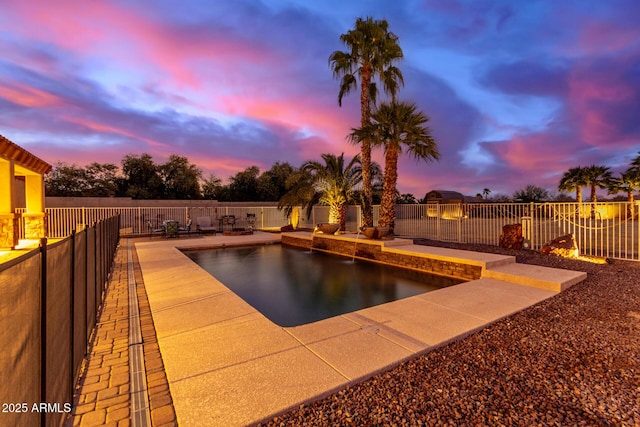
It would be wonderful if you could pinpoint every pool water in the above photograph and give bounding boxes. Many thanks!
[184,244,464,327]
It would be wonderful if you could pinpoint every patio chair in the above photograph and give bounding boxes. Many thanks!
[196,216,217,235]
[165,220,179,238]
[179,218,193,237]
[147,220,164,239]
[222,215,235,231]
[246,213,256,231]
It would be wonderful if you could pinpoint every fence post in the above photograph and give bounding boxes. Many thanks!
[93,222,99,316]
[69,230,76,400]
[39,237,47,427]
[637,202,640,261]
[85,227,91,340]
[530,202,535,248]
[436,205,441,240]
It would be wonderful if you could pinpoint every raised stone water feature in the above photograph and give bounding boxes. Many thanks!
[283,231,484,281]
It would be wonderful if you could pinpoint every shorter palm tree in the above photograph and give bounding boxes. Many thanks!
[582,164,613,204]
[482,188,491,199]
[278,153,379,231]
[581,164,613,220]
[558,166,586,203]
[350,101,439,232]
[608,168,640,216]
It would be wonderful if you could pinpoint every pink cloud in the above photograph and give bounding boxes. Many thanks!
[218,94,358,151]
[2,2,276,91]
[566,56,640,148]
[60,116,169,150]
[574,16,640,56]
[474,133,586,193]
[0,82,62,107]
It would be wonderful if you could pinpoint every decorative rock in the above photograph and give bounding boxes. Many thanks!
[499,223,523,249]
[280,224,294,232]
[540,233,579,258]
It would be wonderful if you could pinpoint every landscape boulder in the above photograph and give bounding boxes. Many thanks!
[499,223,524,249]
[280,224,294,232]
[540,233,579,258]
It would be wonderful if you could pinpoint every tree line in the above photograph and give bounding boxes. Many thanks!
[45,153,296,202]
[487,156,640,204]
[45,150,427,205]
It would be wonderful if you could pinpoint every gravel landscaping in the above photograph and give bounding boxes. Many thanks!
[263,240,640,426]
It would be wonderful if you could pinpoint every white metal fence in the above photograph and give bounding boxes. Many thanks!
[16,206,296,238]
[16,201,640,260]
[390,201,639,260]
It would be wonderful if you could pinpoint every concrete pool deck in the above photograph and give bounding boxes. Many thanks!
[134,232,587,426]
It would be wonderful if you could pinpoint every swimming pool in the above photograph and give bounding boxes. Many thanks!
[183,244,464,327]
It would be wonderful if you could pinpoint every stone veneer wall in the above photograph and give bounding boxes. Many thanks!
[281,234,482,281]
[0,214,18,249]
[23,213,47,239]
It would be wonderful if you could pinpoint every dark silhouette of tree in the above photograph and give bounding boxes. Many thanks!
[201,173,222,200]
[513,185,550,202]
[397,193,418,204]
[257,162,295,201]
[227,166,261,201]
[45,162,90,196]
[45,162,119,197]
[120,153,164,199]
[159,155,202,199]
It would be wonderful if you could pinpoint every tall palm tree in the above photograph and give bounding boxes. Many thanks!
[329,16,404,227]
[350,101,439,232]
[558,166,587,203]
[278,153,379,231]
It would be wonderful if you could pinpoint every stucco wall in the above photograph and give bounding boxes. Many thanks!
[45,197,279,208]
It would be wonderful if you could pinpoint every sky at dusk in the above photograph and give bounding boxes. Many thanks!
[1,0,639,198]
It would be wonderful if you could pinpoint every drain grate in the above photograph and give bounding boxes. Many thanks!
[127,239,152,427]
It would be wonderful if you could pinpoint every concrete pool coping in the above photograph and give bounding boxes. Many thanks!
[134,232,587,426]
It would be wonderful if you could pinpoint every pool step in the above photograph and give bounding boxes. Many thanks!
[483,263,587,292]
[385,244,515,270]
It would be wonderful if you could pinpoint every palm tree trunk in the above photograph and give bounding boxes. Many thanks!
[360,140,373,227]
[360,67,373,227]
[328,203,340,225]
[337,204,347,231]
[590,185,597,220]
[576,187,583,204]
[379,145,399,232]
